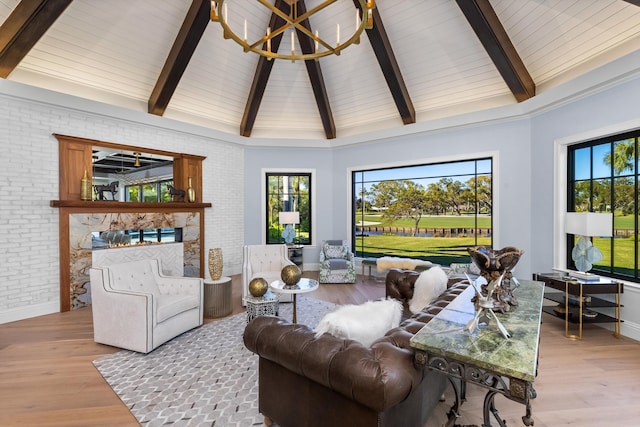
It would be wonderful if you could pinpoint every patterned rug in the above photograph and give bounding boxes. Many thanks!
[93,296,335,427]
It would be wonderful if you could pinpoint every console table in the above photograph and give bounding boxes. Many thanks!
[533,272,623,340]
[410,280,544,427]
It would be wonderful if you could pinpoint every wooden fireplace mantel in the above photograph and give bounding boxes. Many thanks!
[51,200,212,209]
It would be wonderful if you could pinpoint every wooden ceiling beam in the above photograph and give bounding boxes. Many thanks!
[240,0,288,138]
[0,0,73,78]
[295,0,336,139]
[355,1,415,125]
[623,0,640,6]
[148,0,210,116]
[456,0,535,102]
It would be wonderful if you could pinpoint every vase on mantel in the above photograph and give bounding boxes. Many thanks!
[208,248,223,281]
[187,176,196,203]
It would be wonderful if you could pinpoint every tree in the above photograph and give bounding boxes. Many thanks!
[604,139,634,175]
[427,178,466,215]
[385,181,430,236]
[369,180,430,236]
[369,180,405,210]
[467,175,492,214]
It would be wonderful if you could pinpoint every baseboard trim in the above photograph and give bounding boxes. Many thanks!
[0,301,59,325]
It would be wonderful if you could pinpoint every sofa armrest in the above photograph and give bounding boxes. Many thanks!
[90,268,155,352]
[243,316,423,413]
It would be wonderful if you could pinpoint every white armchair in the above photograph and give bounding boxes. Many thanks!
[90,258,203,353]
[242,244,295,304]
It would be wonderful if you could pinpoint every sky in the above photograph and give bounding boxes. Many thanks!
[353,158,492,194]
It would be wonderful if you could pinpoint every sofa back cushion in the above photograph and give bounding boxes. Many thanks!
[108,259,161,296]
[323,240,348,259]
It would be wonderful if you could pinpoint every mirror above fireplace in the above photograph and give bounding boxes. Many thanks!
[54,133,205,203]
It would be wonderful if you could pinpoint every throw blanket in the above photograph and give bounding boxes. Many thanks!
[376,256,433,272]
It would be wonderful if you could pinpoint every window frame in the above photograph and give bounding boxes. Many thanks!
[553,118,640,283]
[349,154,495,264]
[566,130,640,282]
[261,168,316,246]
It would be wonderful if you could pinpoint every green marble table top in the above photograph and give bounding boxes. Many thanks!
[410,280,545,382]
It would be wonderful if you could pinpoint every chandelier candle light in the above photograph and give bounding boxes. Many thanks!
[565,212,613,281]
[210,0,375,62]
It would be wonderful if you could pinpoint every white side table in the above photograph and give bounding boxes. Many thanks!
[270,278,319,324]
[203,276,232,318]
[244,290,280,323]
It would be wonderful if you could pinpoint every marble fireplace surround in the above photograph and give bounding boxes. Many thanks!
[51,201,210,311]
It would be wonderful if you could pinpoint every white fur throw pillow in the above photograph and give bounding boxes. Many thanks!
[314,298,402,347]
[409,266,448,314]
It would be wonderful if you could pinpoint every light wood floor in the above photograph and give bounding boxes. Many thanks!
[1,272,639,427]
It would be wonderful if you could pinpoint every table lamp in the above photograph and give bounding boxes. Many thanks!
[565,212,612,280]
[279,211,300,244]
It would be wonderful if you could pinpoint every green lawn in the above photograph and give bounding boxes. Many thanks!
[353,213,636,274]
[353,234,492,265]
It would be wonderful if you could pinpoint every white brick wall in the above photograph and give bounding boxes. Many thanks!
[0,90,244,323]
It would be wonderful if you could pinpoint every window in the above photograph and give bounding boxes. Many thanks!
[266,173,311,245]
[352,158,492,265]
[567,130,640,281]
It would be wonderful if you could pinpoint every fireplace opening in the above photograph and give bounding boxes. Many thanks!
[92,227,183,250]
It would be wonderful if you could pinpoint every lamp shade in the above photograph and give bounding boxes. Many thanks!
[565,212,613,237]
[278,211,300,225]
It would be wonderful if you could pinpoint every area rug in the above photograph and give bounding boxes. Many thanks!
[93,296,335,427]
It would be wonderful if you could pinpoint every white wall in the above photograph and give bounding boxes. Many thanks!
[0,80,244,324]
[529,76,640,341]
[243,147,333,266]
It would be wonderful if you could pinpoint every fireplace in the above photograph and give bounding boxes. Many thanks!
[52,200,210,311]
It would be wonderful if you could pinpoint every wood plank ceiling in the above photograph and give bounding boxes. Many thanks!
[1,0,639,142]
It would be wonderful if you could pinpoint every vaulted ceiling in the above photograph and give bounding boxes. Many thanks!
[1,0,640,144]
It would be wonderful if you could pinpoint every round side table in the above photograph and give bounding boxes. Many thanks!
[270,278,319,324]
[203,276,232,318]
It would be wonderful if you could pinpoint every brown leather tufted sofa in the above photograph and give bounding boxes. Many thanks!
[243,268,470,427]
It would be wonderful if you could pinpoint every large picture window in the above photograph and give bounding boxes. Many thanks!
[352,158,492,265]
[266,173,311,245]
[567,130,640,281]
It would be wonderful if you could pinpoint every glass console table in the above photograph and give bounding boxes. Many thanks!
[410,280,544,427]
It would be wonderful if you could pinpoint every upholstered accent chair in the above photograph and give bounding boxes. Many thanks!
[318,239,356,283]
[242,244,295,304]
[89,258,203,353]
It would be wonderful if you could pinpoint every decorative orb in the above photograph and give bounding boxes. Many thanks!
[281,265,302,286]
[249,277,269,297]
